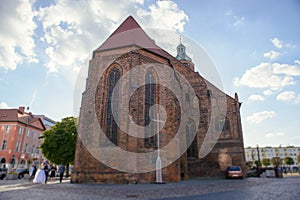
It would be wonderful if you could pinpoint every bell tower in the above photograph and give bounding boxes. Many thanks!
[176,37,194,71]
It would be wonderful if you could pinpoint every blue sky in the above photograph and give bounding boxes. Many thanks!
[0,0,299,147]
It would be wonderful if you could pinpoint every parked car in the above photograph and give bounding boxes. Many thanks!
[292,166,299,173]
[226,166,243,179]
[246,167,265,177]
[0,168,7,179]
[15,168,29,179]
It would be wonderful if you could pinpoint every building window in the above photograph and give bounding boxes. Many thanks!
[144,70,157,147]
[36,141,40,154]
[1,140,7,150]
[215,115,231,139]
[5,125,10,133]
[27,130,30,137]
[15,141,21,152]
[25,143,28,153]
[19,127,23,135]
[186,119,197,159]
[105,67,120,145]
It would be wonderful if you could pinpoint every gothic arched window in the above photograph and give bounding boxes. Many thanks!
[144,70,156,147]
[106,67,120,145]
[215,115,231,139]
[186,119,197,159]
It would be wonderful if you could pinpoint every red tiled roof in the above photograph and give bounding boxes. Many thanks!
[95,16,172,59]
[0,108,46,131]
[0,109,18,121]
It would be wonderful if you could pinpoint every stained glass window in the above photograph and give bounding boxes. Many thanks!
[144,71,156,147]
[106,67,120,145]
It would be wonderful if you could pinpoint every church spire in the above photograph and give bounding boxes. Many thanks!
[176,37,194,70]
[176,38,192,62]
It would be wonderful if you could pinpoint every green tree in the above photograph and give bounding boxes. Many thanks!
[40,117,77,176]
[284,157,294,165]
[261,158,270,167]
[271,157,281,166]
[297,154,300,164]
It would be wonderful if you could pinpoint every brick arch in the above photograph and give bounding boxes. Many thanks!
[144,69,159,147]
[104,63,123,78]
[215,115,231,139]
[0,157,6,164]
[186,119,198,159]
[103,64,122,146]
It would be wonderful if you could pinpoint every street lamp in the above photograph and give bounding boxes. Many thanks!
[152,113,164,183]
[256,144,261,168]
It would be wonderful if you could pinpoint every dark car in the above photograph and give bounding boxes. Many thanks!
[226,166,243,179]
[0,168,7,179]
[15,168,29,179]
[246,168,265,177]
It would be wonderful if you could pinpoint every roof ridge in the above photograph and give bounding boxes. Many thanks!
[95,16,172,60]
[109,15,141,37]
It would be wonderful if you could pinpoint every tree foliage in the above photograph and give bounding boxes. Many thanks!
[271,157,281,166]
[40,117,77,166]
[284,157,294,165]
[297,154,300,164]
[261,158,270,167]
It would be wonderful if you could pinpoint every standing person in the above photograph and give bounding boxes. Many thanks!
[29,164,34,180]
[43,162,50,184]
[58,164,66,183]
[49,164,57,182]
[33,166,45,184]
[29,164,37,180]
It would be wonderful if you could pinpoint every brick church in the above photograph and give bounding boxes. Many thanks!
[71,16,246,184]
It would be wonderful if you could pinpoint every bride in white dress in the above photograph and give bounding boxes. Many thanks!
[33,169,45,183]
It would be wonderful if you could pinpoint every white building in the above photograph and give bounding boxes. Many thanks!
[245,146,299,166]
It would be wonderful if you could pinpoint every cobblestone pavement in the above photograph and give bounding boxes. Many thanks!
[0,176,299,200]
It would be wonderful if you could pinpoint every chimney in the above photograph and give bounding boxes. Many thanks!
[19,106,25,114]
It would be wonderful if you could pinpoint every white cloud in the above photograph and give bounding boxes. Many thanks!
[271,37,295,49]
[233,16,244,27]
[246,111,276,124]
[248,94,264,101]
[234,62,296,91]
[0,0,38,70]
[263,50,280,60]
[263,90,273,96]
[276,91,295,101]
[225,11,244,27]
[285,43,296,48]
[276,91,300,104]
[271,37,283,48]
[265,132,285,138]
[273,63,300,76]
[295,60,300,65]
[36,0,188,75]
[137,0,188,32]
[0,102,9,108]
